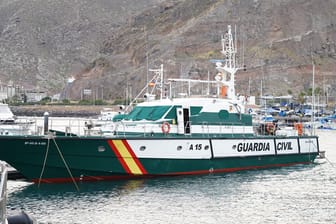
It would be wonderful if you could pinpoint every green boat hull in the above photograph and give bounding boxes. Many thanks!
[0,135,319,183]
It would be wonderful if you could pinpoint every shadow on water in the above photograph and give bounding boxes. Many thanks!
[8,162,320,197]
[8,178,147,200]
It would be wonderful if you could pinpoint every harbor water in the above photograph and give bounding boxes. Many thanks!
[5,130,336,224]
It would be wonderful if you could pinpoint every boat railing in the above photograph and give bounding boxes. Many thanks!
[199,121,251,137]
[21,117,92,136]
[109,121,140,138]
[202,122,209,136]
[0,123,32,136]
[117,122,127,137]
[16,116,254,137]
[0,162,8,224]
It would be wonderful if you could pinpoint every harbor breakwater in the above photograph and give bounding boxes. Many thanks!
[10,105,109,117]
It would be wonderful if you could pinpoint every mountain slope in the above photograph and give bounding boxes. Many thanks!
[1,0,336,100]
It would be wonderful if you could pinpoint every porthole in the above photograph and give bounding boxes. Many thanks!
[98,146,106,152]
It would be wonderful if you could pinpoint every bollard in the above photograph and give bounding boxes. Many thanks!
[43,112,49,135]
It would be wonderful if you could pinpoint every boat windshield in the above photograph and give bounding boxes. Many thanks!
[124,106,171,121]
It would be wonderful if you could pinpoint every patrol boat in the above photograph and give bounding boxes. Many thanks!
[0,25,320,183]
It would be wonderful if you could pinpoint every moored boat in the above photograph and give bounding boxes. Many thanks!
[0,103,34,136]
[0,25,321,184]
[317,114,336,130]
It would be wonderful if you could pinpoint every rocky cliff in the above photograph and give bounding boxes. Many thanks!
[1,0,336,101]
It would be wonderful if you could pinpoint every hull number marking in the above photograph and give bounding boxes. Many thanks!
[24,141,46,146]
[189,144,208,150]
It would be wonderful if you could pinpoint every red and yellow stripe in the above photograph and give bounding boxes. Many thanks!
[108,139,147,175]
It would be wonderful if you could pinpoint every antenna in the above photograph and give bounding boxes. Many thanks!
[215,25,240,100]
[145,27,149,95]
[148,64,164,100]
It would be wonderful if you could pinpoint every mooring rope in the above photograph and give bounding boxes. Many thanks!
[52,137,80,191]
[324,156,335,167]
[39,133,79,191]
[38,134,51,187]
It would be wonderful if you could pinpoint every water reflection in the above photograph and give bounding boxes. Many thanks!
[9,179,147,199]
[6,162,335,224]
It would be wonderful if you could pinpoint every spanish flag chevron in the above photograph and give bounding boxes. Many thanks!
[108,140,147,175]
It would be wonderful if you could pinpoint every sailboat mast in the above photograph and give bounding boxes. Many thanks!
[312,61,315,135]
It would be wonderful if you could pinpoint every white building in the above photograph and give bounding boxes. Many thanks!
[0,81,16,101]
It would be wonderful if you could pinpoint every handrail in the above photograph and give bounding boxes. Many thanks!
[7,116,254,137]
[202,121,209,137]
[112,120,254,137]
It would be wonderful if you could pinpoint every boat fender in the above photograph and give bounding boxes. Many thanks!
[266,123,275,135]
[161,122,170,134]
[294,123,303,136]
[7,211,36,224]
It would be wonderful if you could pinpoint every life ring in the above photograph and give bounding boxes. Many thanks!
[161,122,170,134]
[266,123,275,135]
